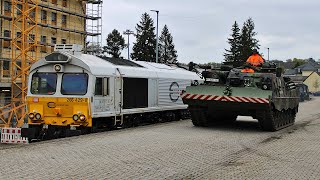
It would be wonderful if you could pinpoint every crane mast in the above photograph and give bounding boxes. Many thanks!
[10,0,39,127]
[0,0,38,128]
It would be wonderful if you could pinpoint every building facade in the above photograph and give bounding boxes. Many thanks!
[284,59,320,93]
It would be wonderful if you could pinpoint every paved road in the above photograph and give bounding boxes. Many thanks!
[0,98,319,179]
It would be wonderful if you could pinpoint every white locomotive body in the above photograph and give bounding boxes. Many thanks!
[25,45,201,138]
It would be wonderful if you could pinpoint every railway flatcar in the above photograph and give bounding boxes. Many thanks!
[23,44,201,139]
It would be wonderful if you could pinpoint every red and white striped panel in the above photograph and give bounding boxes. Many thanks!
[181,93,269,104]
[1,128,29,144]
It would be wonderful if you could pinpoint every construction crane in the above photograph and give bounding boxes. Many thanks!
[0,0,39,128]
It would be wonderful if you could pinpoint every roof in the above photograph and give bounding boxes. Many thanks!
[295,60,320,71]
[72,53,201,81]
[283,62,296,69]
[98,56,144,67]
[284,69,297,75]
[288,76,308,83]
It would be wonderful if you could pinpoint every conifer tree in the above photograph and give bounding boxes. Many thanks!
[103,29,125,58]
[131,13,156,62]
[224,21,241,63]
[159,25,178,64]
[239,18,260,61]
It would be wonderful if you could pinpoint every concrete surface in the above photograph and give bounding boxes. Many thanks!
[0,98,319,179]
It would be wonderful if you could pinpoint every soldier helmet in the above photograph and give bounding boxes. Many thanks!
[252,49,258,54]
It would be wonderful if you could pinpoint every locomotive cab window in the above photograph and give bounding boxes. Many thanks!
[61,73,88,95]
[31,73,57,95]
[95,77,109,96]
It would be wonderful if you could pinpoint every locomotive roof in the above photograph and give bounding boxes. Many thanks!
[31,52,201,81]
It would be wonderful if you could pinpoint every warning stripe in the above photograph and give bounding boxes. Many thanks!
[181,93,269,104]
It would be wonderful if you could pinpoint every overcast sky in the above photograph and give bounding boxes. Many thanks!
[102,0,320,64]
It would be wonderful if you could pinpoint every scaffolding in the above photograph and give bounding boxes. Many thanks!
[85,0,102,54]
[0,0,102,127]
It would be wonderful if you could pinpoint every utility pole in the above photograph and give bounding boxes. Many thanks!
[151,10,159,63]
[267,47,270,61]
[123,29,134,60]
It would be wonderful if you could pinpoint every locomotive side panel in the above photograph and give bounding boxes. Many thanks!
[92,76,116,117]
[158,78,190,108]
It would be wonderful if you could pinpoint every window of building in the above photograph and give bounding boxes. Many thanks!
[62,0,67,7]
[29,34,35,41]
[41,36,47,52]
[51,12,57,25]
[3,61,10,77]
[4,1,11,13]
[16,32,21,39]
[17,61,21,69]
[297,68,301,73]
[51,12,57,22]
[51,37,57,44]
[41,10,47,21]
[29,34,36,51]
[16,32,22,49]
[3,61,10,70]
[30,9,35,19]
[4,30,10,38]
[62,15,67,26]
[61,39,66,44]
[17,4,22,15]
[3,30,11,48]
[41,36,47,43]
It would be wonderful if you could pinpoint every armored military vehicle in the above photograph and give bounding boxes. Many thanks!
[181,62,299,131]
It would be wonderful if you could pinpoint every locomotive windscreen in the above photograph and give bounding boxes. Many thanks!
[123,78,148,109]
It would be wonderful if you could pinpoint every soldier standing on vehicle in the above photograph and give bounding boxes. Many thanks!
[246,49,264,67]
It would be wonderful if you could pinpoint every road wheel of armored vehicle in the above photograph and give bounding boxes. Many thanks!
[189,106,209,127]
[258,108,277,131]
[259,106,298,131]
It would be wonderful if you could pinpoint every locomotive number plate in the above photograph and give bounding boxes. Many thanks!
[65,98,88,103]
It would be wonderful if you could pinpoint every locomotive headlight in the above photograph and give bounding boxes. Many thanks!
[54,64,61,72]
[29,113,35,119]
[35,113,41,120]
[79,115,86,121]
[72,114,79,121]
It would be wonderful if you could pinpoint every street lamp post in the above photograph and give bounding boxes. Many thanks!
[151,10,159,63]
[267,48,270,61]
[123,29,134,60]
